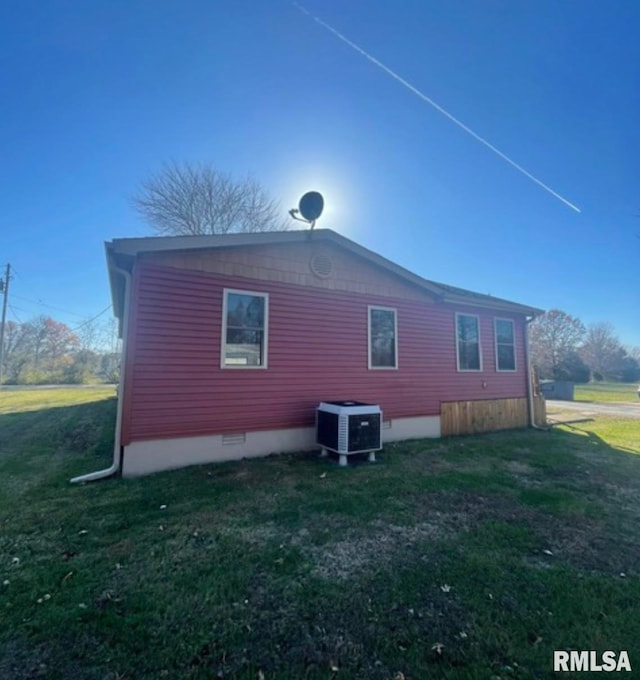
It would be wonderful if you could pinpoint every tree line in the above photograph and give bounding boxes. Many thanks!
[0,316,119,385]
[530,309,640,383]
[2,310,637,386]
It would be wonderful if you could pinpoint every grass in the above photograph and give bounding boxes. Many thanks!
[1,389,640,679]
[0,386,116,414]
[574,381,639,403]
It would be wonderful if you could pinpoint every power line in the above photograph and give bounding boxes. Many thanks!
[9,267,64,312]
[9,266,28,286]
[10,268,110,323]
[8,304,23,323]
[7,304,30,314]
[6,301,41,317]
[70,305,113,332]
[4,301,112,330]
[11,293,87,319]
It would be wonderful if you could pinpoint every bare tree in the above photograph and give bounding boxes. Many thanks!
[1,321,29,383]
[580,323,624,381]
[132,162,288,236]
[529,309,586,379]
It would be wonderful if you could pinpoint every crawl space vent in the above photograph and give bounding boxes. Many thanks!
[310,253,333,278]
[222,433,246,446]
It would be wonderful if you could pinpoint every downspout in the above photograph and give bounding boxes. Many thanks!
[70,265,132,483]
[524,316,547,431]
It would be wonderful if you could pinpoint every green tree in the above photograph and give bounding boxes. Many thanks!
[618,355,640,383]
[554,351,590,383]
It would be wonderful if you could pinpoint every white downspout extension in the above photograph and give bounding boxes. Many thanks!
[524,316,547,431]
[70,265,132,483]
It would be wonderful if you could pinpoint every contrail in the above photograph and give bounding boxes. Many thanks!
[293,2,581,213]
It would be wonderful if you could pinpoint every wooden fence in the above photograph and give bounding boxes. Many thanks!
[440,395,546,437]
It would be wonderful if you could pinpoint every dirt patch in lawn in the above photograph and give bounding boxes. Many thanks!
[503,460,542,488]
[310,515,464,580]
[308,490,640,580]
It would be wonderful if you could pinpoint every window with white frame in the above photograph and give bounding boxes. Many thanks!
[369,306,397,369]
[222,289,268,368]
[456,313,481,371]
[495,318,516,371]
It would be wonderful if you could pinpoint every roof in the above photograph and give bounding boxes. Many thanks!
[106,228,543,327]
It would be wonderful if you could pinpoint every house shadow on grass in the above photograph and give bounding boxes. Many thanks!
[554,420,640,457]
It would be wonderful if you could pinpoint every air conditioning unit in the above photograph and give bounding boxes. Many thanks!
[316,401,382,466]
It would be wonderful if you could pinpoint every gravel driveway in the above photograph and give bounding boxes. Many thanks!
[547,399,640,419]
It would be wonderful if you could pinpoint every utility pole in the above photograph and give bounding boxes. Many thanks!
[0,263,10,388]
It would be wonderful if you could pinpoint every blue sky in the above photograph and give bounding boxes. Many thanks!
[1,0,638,345]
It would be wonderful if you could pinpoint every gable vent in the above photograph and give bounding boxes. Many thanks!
[310,253,333,279]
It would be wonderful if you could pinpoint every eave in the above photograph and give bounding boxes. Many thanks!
[105,228,543,332]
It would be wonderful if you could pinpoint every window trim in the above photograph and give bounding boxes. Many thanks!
[494,317,517,372]
[455,312,482,372]
[368,305,398,370]
[221,288,269,369]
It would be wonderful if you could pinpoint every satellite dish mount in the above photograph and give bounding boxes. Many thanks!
[289,191,324,230]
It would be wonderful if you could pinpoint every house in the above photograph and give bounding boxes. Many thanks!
[73,229,544,480]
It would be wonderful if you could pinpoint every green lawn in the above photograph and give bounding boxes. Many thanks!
[0,386,116,414]
[1,389,640,679]
[574,381,639,403]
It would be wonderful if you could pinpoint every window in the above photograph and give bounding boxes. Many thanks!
[222,289,268,368]
[456,313,481,371]
[368,306,397,369]
[495,318,516,371]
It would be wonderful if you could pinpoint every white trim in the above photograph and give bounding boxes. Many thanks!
[121,415,442,477]
[221,288,269,369]
[368,305,398,370]
[455,312,482,372]
[494,317,517,372]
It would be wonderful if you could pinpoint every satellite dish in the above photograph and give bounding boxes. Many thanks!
[298,191,324,222]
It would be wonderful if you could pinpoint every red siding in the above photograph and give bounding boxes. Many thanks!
[122,260,528,445]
